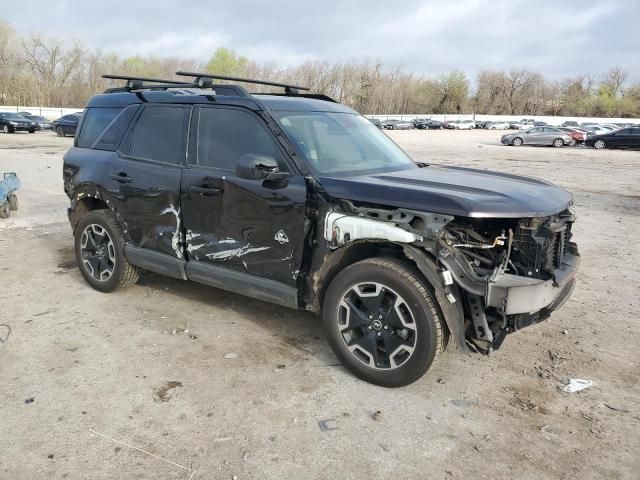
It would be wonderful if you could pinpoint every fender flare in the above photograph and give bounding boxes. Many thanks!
[402,244,468,352]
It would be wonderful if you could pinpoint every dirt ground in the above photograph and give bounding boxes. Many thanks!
[1,129,639,480]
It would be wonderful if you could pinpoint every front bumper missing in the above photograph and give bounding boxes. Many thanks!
[486,249,580,315]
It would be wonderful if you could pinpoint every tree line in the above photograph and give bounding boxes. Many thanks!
[1,19,639,117]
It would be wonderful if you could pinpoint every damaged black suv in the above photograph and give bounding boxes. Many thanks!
[63,72,580,387]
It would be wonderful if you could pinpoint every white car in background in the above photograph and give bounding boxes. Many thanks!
[488,121,510,130]
[454,120,475,130]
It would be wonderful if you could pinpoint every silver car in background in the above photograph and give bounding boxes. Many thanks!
[501,126,574,147]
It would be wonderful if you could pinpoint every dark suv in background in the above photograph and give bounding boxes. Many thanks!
[53,114,81,137]
[63,72,580,387]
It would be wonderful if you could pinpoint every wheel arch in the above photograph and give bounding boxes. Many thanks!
[307,240,466,352]
[69,190,130,241]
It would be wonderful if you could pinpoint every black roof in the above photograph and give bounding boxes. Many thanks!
[86,89,356,114]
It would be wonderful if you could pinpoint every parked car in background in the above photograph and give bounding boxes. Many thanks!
[424,120,444,129]
[557,127,586,144]
[52,114,81,137]
[585,127,640,150]
[509,120,534,130]
[487,121,510,130]
[533,121,548,127]
[0,112,37,133]
[411,118,430,128]
[30,115,53,131]
[454,120,475,130]
[17,111,34,118]
[561,121,579,127]
[385,119,413,130]
[582,125,614,137]
[367,117,382,129]
[381,119,399,129]
[474,120,489,129]
[444,120,459,129]
[501,126,573,147]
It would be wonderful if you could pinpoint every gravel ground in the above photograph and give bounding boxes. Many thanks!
[1,129,638,480]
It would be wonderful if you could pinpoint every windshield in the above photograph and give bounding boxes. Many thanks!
[273,112,416,176]
[4,113,25,120]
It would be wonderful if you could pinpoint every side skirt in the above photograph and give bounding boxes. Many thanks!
[186,261,299,309]
[124,246,187,280]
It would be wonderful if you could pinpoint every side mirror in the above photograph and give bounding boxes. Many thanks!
[236,154,283,180]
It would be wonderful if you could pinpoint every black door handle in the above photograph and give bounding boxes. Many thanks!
[190,185,223,196]
[111,171,133,183]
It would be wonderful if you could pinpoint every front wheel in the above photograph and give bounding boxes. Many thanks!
[56,127,64,137]
[512,137,523,146]
[594,139,606,149]
[74,209,140,292]
[2,125,11,134]
[323,258,443,387]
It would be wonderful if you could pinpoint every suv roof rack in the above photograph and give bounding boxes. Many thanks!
[101,74,252,97]
[101,73,337,103]
[175,71,309,96]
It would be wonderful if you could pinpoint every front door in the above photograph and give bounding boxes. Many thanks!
[181,105,307,291]
[107,104,191,259]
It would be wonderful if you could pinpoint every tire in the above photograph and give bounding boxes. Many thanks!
[594,139,606,150]
[323,258,443,387]
[568,139,576,147]
[8,194,17,211]
[553,138,564,148]
[3,124,11,134]
[0,201,9,219]
[56,127,64,137]
[512,137,523,147]
[74,209,140,292]
[29,129,35,134]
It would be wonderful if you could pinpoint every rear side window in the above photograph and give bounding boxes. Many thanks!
[92,105,139,151]
[196,107,284,171]
[77,108,121,148]
[129,106,190,165]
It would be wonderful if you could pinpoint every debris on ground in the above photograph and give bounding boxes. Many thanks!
[451,399,479,407]
[372,410,382,421]
[154,381,183,402]
[24,397,34,404]
[0,324,11,343]
[562,379,593,393]
[318,419,338,432]
[223,352,238,359]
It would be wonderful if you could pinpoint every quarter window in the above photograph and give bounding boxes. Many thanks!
[129,106,190,164]
[76,108,121,148]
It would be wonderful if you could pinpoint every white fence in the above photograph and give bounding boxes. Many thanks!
[0,105,82,120]
[2,104,638,126]
[368,113,640,126]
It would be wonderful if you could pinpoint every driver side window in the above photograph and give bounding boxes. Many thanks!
[196,107,287,172]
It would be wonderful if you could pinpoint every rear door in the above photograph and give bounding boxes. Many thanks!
[107,104,191,260]
[180,105,307,296]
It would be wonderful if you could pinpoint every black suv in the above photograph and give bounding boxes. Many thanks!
[63,72,580,387]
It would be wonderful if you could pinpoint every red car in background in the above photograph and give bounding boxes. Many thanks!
[558,127,587,143]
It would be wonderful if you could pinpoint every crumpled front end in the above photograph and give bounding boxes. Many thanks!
[437,209,580,351]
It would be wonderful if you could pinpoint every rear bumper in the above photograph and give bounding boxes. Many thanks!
[486,246,580,315]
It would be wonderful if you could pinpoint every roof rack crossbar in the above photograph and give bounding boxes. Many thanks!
[175,71,310,95]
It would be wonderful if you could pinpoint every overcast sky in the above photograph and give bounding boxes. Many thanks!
[3,0,639,81]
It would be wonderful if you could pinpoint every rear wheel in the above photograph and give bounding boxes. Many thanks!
[594,139,606,149]
[512,137,523,146]
[3,125,11,134]
[553,138,564,147]
[8,194,18,211]
[323,258,443,387]
[74,209,140,292]
[56,127,64,137]
[0,201,10,218]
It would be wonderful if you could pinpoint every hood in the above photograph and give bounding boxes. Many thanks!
[319,165,573,218]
